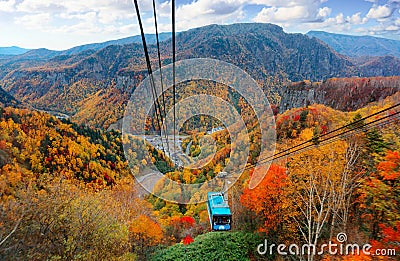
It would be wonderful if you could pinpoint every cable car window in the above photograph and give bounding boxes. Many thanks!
[213,216,231,225]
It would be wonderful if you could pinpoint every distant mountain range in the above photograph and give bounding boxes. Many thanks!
[1,23,400,128]
[168,23,356,82]
[5,29,400,59]
[307,31,400,58]
[0,33,171,58]
[62,33,171,56]
[0,46,31,56]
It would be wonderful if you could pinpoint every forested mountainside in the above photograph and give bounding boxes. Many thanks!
[2,23,400,130]
[1,91,399,260]
[0,88,19,108]
[0,108,130,189]
[1,20,400,261]
[162,23,355,81]
[354,55,400,77]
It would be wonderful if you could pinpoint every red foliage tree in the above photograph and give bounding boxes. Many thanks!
[182,234,194,245]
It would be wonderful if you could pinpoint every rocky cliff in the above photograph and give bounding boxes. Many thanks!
[279,76,400,113]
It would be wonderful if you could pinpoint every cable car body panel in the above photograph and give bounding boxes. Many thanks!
[207,192,232,231]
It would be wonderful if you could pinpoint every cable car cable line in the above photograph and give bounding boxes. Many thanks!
[266,103,400,162]
[133,0,166,155]
[244,105,400,171]
[172,0,177,165]
[152,0,171,158]
[253,110,400,168]
[268,110,400,163]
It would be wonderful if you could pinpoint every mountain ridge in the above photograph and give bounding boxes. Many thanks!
[0,46,31,55]
[307,30,400,58]
[1,23,400,128]
[0,33,171,61]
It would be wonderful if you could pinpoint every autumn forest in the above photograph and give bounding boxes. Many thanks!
[1,23,400,260]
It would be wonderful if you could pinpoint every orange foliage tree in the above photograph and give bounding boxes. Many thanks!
[129,215,163,258]
[240,164,290,234]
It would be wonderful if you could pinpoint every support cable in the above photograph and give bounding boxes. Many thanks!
[152,0,171,157]
[172,0,177,166]
[133,0,166,154]
[244,105,400,171]
[270,103,400,161]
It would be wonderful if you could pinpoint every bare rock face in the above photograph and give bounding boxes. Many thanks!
[278,77,400,113]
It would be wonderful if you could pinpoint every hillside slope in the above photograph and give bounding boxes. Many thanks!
[0,88,19,107]
[307,30,400,58]
[1,23,400,129]
[0,23,357,127]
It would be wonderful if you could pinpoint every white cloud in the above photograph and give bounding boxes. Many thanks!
[334,13,345,24]
[56,21,102,35]
[8,0,387,39]
[366,4,393,19]
[10,0,137,38]
[385,24,399,30]
[165,0,330,32]
[288,12,355,34]
[16,0,63,13]
[4,0,400,50]
[170,0,380,38]
[15,13,52,29]
[252,0,335,25]
[254,5,311,23]
[247,0,326,7]
[15,0,134,23]
[346,12,368,25]
[358,1,400,37]
[114,23,136,34]
[317,7,331,18]
[354,17,400,37]
[0,0,16,12]
[174,0,245,31]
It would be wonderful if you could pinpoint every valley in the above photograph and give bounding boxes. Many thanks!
[1,22,400,260]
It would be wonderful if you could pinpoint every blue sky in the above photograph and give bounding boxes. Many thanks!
[1,0,400,50]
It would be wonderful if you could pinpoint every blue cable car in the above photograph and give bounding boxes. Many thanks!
[207,192,232,231]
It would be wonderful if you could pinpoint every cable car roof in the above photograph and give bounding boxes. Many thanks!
[207,192,231,216]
